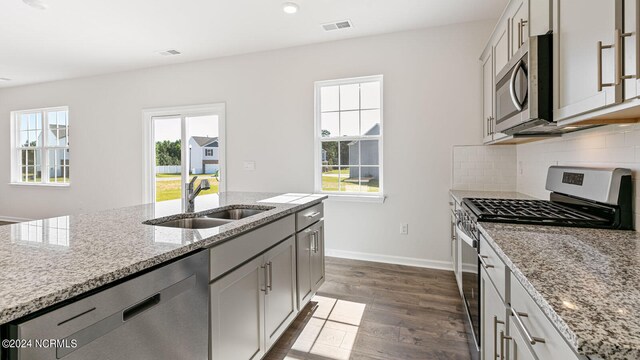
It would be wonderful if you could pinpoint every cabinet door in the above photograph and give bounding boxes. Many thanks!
[264,236,298,349]
[481,268,507,360]
[482,50,495,144]
[310,220,325,291]
[511,0,529,57]
[210,257,265,360]
[625,0,638,100]
[554,0,622,121]
[495,20,510,75]
[507,318,538,360]
[296,227,313,308]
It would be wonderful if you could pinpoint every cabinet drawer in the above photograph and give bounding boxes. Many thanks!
[510,273,580,360]
[479,235,507,301]
[210,215,295,281]
[296,203,323,231]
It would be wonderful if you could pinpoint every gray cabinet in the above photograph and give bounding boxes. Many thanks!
[210,236,297,360]
[210,256,265,360]
[296,218,325,309]
[310,220,325,291]
[264,237,298,349]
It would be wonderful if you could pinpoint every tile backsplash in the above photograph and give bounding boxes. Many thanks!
[516,124,640,229]
[452,145,517,191]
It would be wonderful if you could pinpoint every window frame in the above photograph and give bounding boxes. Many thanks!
[10,106,70,187]
[314,75,384,201]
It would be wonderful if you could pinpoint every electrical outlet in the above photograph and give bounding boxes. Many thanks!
[400,223,409,235]
[243,161,256,171]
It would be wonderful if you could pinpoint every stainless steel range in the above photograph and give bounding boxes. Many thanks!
[454,166,633,359]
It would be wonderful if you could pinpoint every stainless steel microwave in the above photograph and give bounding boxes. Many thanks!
[495,34,553,135]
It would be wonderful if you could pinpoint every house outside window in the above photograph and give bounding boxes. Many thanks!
[205,148,214,157]
[315,75,383,197]
[11,107,70,185]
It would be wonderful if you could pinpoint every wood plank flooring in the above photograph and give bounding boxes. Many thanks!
[265,257,471,360]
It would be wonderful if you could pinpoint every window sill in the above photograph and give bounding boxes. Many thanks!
[9,182,70,188]
[324,193,386,203]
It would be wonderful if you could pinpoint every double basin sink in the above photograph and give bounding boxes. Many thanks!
[144,206,274,229]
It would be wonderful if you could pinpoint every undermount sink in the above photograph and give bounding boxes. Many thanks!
[144,205,274,229]
[204,208,267,220]
[153,217,233,229]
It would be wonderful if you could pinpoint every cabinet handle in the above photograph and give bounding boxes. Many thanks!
[597,31,621,91]
[511,308,546,345]
[479,254,494,269]
[499,331,512,360]
[518,19,528,47]
[267,261,273,292]
[305,211,321,219]
[261,264,269,293]
[619,29,636,80]
[494,316,505,359]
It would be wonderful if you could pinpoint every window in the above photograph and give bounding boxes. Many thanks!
[315,75,383,196]
[205,148,214,157]
[12,107,70,185]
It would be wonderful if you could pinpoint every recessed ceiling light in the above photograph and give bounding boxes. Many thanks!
[23,0,48,10]
[282,2,299,14]
[159,49,182,56]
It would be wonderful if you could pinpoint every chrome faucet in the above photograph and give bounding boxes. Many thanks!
[184,176,211,213]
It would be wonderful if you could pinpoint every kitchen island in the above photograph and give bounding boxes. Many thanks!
[0,191,326,358]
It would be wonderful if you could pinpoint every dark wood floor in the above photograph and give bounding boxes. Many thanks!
[265,257,471,360]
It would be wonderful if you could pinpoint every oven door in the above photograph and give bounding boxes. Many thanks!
[495,52,529,134]
[455,222,480,357]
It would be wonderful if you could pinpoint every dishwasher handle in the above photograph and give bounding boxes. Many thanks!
[123,294,161,322]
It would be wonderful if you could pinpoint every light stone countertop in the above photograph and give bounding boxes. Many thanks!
[0,192,326,325]
[479,223,640,360]
[450,189,640,359]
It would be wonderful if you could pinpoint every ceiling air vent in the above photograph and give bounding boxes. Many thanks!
[322,20,353,32]
[159,49,182,56]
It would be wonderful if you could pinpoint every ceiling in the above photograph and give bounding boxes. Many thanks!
[0,0,508,88]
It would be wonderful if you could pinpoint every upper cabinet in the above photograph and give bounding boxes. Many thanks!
[510,0,529,58]
[481,0,552,144]
[480,0,640,145]
[553,0,623,121]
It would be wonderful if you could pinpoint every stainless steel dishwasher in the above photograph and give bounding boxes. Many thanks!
[7,250,208,360]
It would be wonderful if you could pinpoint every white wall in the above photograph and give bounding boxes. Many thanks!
[0,20,494,267]
[517,124,640,229]
[452,145,516,191]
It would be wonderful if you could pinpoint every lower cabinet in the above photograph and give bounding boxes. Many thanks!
[210,256,265,360]
[506,317,537,360]
[481,268,507,360]
[210,236,297,360]
[264,237,298,349]
[296,219,325,309]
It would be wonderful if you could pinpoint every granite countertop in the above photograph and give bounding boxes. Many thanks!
[0,192,326,325]
[479,223,640,360]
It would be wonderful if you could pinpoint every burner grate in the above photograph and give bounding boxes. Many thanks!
[464,198,609,225]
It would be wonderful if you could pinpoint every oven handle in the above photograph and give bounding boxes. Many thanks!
[455,222,477,248]
[509,60,525,111]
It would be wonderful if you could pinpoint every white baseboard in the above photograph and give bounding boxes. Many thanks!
[0,216,31,223]
[325,249,453,271]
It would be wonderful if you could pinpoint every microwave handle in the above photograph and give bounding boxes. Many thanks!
[509,60,524,111]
